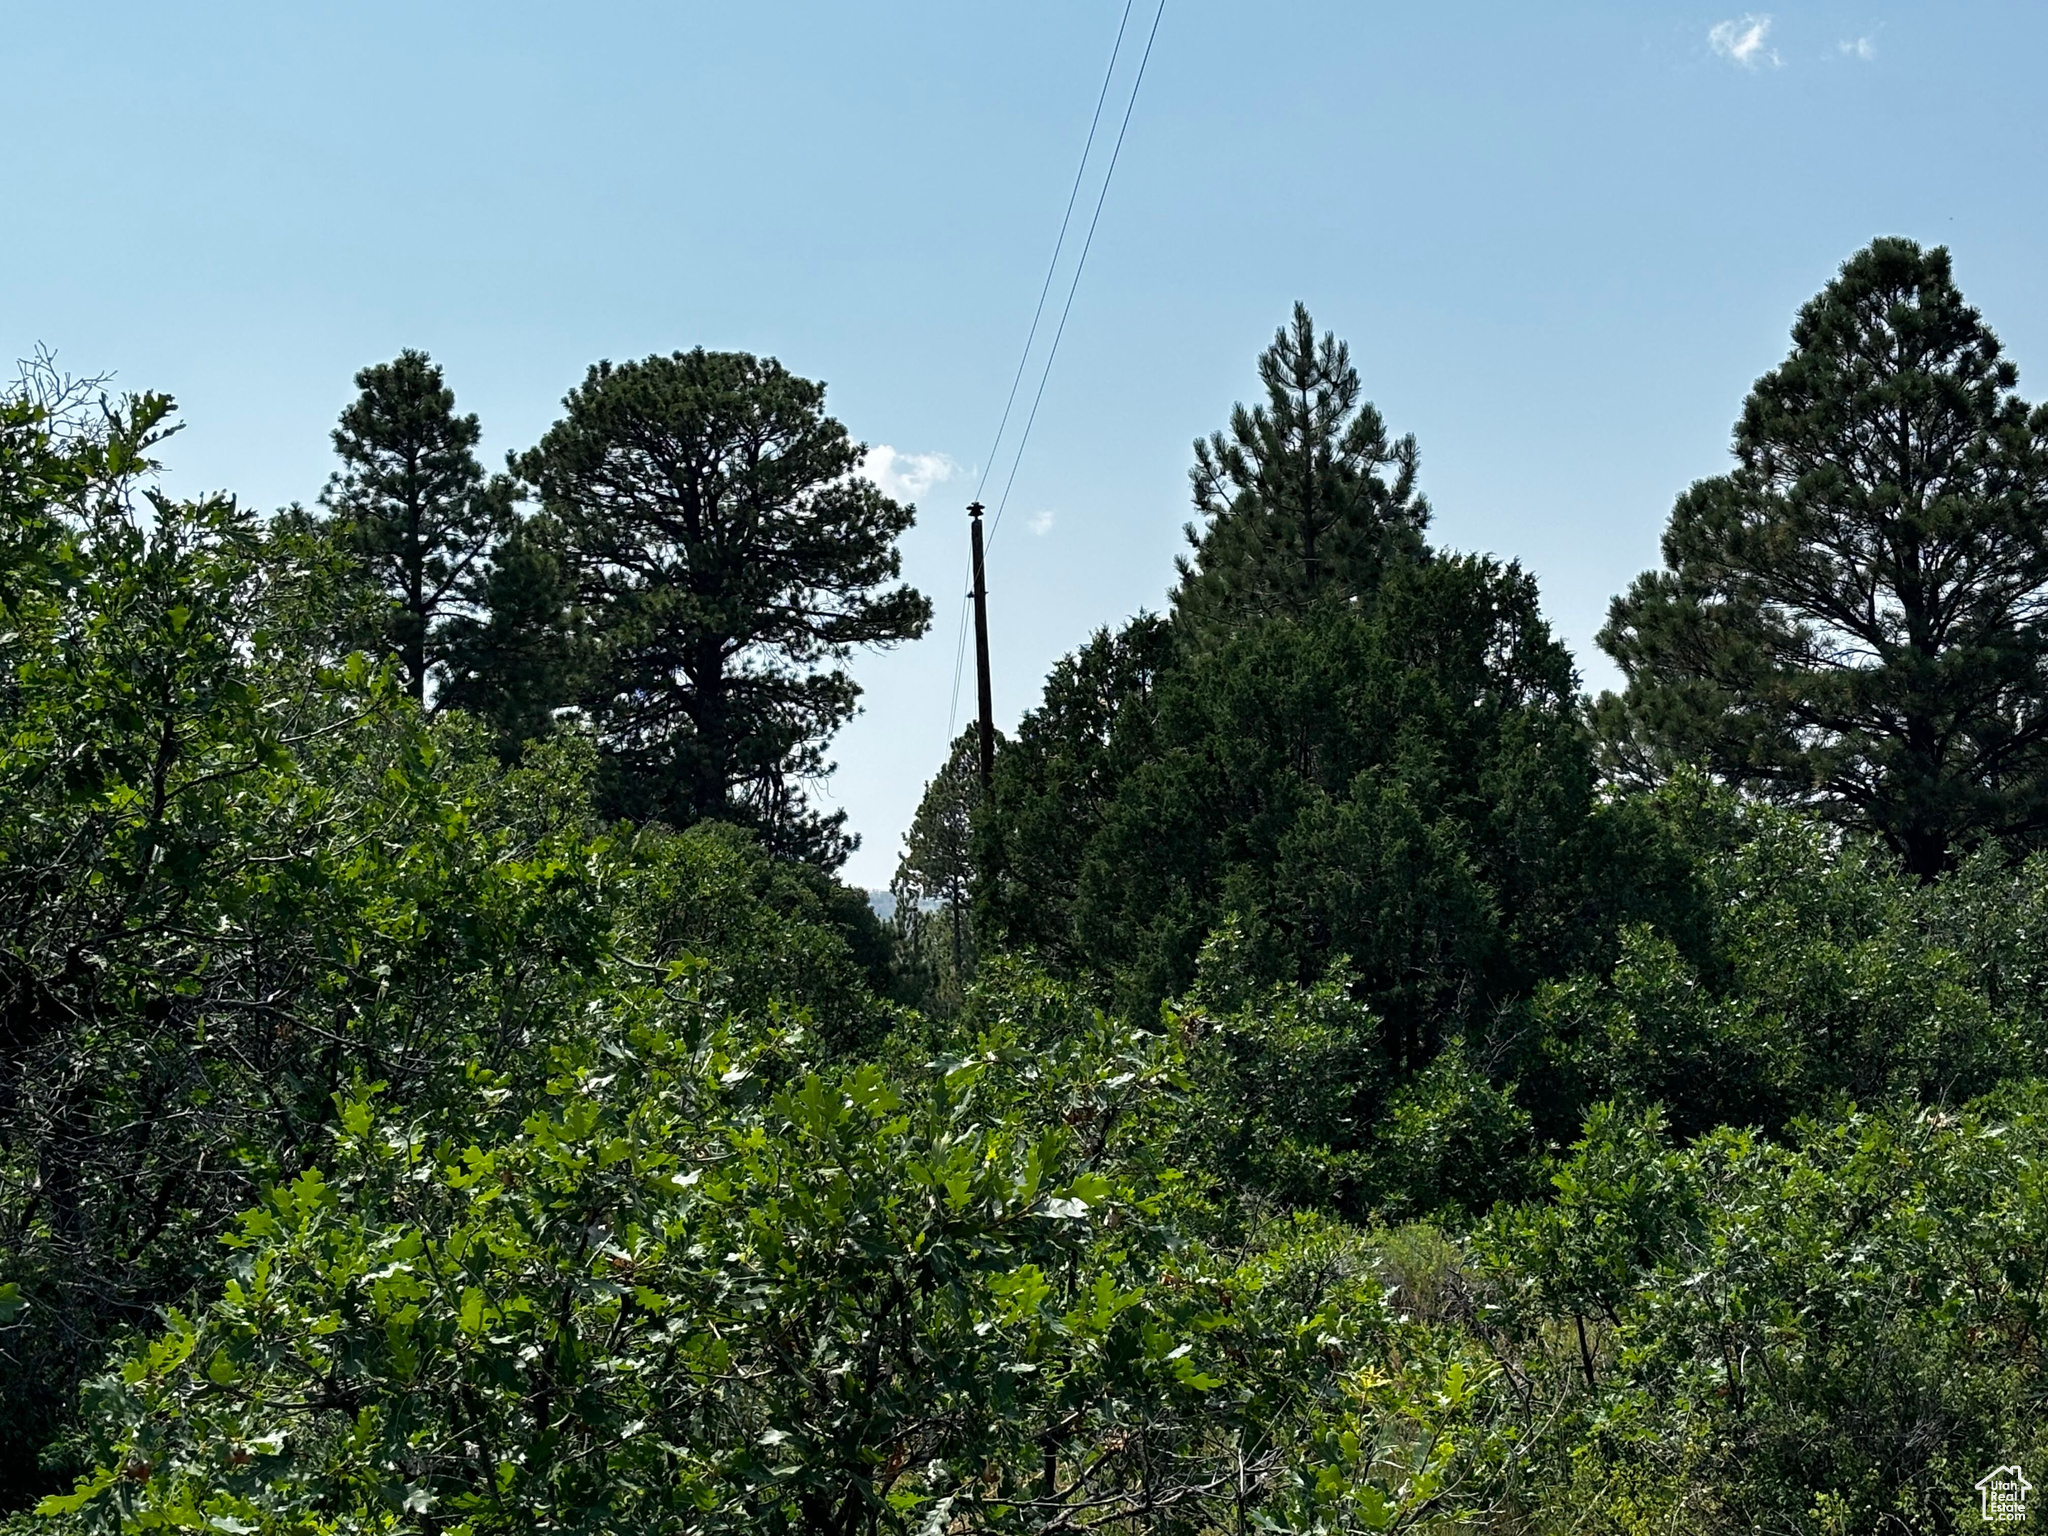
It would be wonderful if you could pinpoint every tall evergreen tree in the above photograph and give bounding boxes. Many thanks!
[1599,239,2048,877]
[1174,302,1430,639]
[1068,560,1608,1031]
[517,350,930,867]
[321,350,512,704]
[889,729,984,1010]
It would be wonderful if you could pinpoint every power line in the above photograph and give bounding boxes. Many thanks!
[972,0,1138,507]
[944,0,1148,748]
[988,0,1167,550]
[943,589,973,749]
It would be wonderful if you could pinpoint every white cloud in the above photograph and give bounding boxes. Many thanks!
[1028,508,1056,536]
[860,445,960,507]
[1839,35,1876,61]
[1709,14,1780,68]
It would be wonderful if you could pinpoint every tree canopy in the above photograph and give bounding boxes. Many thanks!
[1599,238,2048,876]
[887,728,984,1013]
[320,350,513,705]
[1174,302,1430,641]
[22,253,2048,1536]
[517,350,931,867]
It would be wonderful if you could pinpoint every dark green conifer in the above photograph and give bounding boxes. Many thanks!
[438,518,579,758]
[321,350,512,705]
[1174,302,1430,639]
[517,349,930,867]
[1599,239,2048,876]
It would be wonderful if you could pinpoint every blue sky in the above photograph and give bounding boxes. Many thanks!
[7,2,2045,887]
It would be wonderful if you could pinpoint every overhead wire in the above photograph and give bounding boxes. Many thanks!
[986,0,1167,551]
[943,590,973,750]
[943,0,1148,748]
[972,0,1138,507]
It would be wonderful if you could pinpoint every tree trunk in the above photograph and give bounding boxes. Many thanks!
[690,637,729,825]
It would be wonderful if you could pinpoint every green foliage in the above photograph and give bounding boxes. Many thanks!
[0,355,163,616]
[1171,928,1536,1225]
[517,350,932,867]
[0,377,910,1506]
[974,613,1176,972]
[0,391,340,1500]
[1487,1096,2048,1534]
[1600,238,2048,877]
[1176,302,1430,642]
[976,490,1698,1233]
[1364,1042,1536,1222]
[1171,926,1385,1216]
[28,245,2048,1535]
[437,516,579,758]
[888,729,983,1015]
[36,983,1505,1536]
[37,1003,1149,1533]
[1534,793,2047,1140]
[612,819,898,1056]
[320,351,515,705]
[1481,1104,1696,1376]
[993,558,1649,1033]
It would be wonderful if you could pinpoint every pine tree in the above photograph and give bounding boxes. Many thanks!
[889,730,983,1010]
[1174,303,1430,640]
[321,350,512,705]
[1599,239,2048,877]
[517,349,930,867]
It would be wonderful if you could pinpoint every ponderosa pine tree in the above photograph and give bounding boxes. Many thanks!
[1599,239,2048,877]
[517,350,930,867]
[1174,302,1430,639]
[321,350,513,705]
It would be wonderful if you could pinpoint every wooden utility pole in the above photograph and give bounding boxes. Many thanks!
[968,501,995,787]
